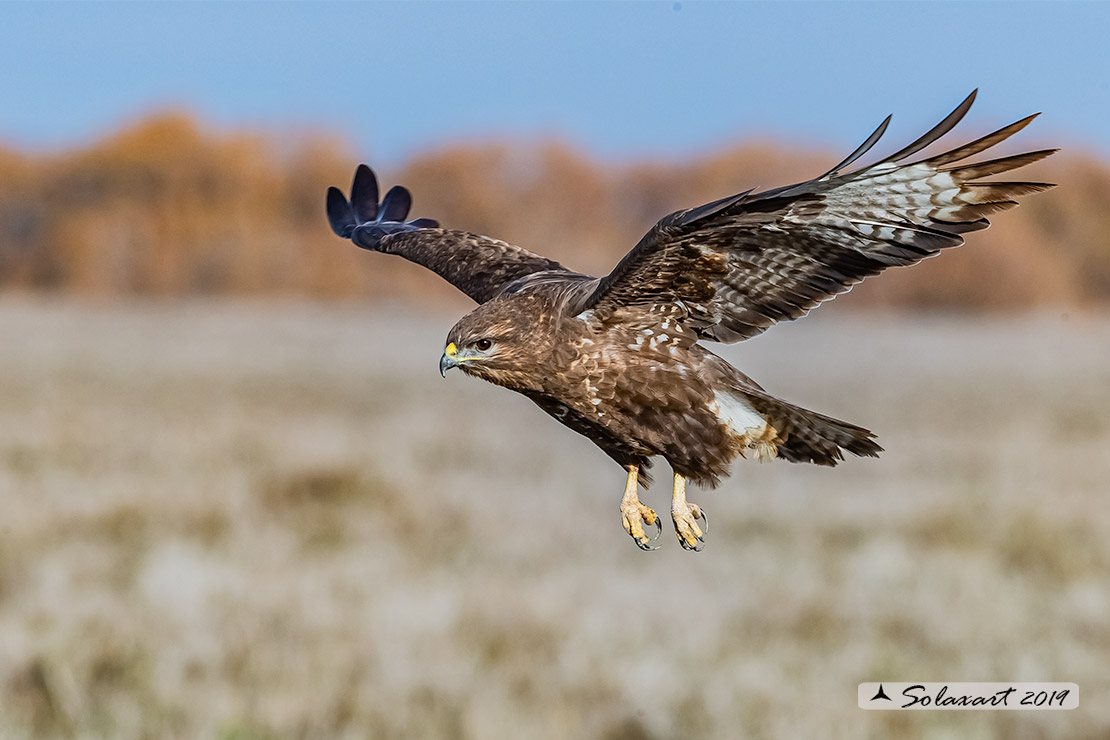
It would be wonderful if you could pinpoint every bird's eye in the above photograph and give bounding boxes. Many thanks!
[475,338,492,351]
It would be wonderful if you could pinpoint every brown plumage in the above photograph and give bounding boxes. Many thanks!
[326,91,1055,550]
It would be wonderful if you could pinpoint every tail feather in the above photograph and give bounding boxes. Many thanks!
[740,389,882,467]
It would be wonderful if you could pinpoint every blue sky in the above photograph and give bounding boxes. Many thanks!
[1,2,1106,164]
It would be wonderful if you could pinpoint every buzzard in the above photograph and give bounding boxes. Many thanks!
[326,91,1054,551]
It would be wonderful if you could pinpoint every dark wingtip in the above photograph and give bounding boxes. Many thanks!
[379,185,413,223]
[819,113,892,180]
[351,165,380,223]
[328,166,436,244]
[326,187,356,238]
[883,89,978,164]
[961,89,979,113]
[677,188,754,226]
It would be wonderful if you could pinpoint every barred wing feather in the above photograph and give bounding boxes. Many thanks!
[577,90,1056,342]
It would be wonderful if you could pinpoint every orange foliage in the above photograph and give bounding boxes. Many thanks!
[0,111,1106,310]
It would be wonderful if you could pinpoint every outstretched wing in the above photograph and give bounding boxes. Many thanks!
[327,165,568,304]
[574,91,1057,342]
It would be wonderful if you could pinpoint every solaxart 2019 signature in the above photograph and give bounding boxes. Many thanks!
[900,684,1072,709]
[858,682,1078,710]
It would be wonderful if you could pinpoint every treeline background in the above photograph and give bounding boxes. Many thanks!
[1,111,1106,310]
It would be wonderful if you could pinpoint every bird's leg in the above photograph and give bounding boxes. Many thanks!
[671,472,707,551]
[619,464,661,551]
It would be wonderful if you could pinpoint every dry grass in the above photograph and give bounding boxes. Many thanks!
[0,298,1107,740]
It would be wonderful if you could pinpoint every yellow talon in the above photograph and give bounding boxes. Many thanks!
[671,472,707,552]
[619,465,660,551]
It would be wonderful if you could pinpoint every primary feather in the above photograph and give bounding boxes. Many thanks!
[573,89,1056,342]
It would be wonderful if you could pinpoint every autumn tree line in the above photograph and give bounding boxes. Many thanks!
[1,112,1107,310]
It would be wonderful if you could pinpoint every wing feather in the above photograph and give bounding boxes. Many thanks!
[350,164,380,223]
[378,185,413,223]
[572,94,1056,341]
[326,166,570,304]
[880,89,978,163]
[816,115,891,180]
[920,113,1042,167]
[944,149,1056,179]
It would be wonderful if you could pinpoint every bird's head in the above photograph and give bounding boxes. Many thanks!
[440,296,552,391]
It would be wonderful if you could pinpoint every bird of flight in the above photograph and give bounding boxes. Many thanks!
[326,91,1054,551]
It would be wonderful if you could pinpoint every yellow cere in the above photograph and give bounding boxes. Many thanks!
[445,342,458,359]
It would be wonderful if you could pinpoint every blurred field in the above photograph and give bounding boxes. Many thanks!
[0,299,1108,740]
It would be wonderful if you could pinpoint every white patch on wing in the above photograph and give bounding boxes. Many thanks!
[711,391,778,463]
[710,391,767,438]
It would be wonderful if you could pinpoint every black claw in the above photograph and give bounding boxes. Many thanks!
[649,517,662,542]
[675,504,708,552]
[635,538,661,552]
[679,535,706,552]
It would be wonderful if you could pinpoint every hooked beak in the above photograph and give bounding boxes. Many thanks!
[439,342,459,378]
